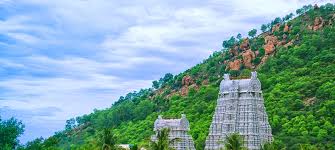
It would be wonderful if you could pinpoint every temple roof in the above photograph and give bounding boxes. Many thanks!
[220,72,261,92]
[154,114,190,131]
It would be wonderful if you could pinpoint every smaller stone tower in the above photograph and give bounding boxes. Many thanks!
[151,114,196,150]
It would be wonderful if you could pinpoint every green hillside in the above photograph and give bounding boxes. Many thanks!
[22,3,335,150]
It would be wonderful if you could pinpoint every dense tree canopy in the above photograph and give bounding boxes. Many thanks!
[0,117,25,150]
[248,29,257,38]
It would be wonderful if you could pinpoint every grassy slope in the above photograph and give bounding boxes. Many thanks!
[40,4,335,150]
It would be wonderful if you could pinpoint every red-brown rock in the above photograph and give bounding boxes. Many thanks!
[182,75,194,86]
[272,23,281,33]
[242,49,256,68]
[313,17,324,31]
[263,35,278,54]
[181,84,198,96]
[283,24,290,32]
[228,59,241,70]
[229,45,239,56]
[202,79,209,85]
[239,38,250,51]
[284,40,294,48]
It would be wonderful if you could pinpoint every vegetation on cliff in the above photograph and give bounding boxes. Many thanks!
[8,3,335,150]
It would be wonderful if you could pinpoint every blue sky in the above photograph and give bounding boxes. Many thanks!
[0,0,332,144]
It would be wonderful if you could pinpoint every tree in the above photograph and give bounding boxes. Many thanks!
[248,29,257,38]
[284,13,294,21]
[99,128,117,150]
[152,80,160,89]
[159,73,174,88]
[236,33,242,41]
[23,138,44,150]
[65,118,76,131]
[150,128,178,150]
[222,36,237,49]
[223,133,246,150]
[272,17,282,25]
[261,24,268,32]
[0,117,25,149]
[296,8,303,15]
[130,144,138,150]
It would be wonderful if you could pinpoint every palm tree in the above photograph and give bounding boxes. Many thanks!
[222,133,247,150]
[150,128,178,150]
[261,142,277,150]
[99,128,117,150]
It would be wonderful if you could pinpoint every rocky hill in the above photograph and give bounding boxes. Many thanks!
[25,3,335,150]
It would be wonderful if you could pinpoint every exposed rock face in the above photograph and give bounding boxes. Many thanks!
[181,75,196,96]
[263,35,278,54]
[228,59,241,70]
[283,24,290,32]
[277,34,288,46]
[202,79,209,85]
[181,87,188,96]
[242,49,255,68]
[272,23,281,33]
[264,35,278,45]
[239,38,250,51]
[264,43,275,54]
[181,84,199,96]
[229,46,239,56]
[313,17,324,31]
[284,40,294,48]
[182,75,194,86]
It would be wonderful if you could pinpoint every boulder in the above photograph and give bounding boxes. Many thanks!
[228,59,241,70]
[272,23,281,33]
[180,75,197,96]
[263,35,278,54]
[202,79,209,85]
[182,75,194,86]
[181,84,198,96]
[264,43,275,54]
[283,24,290,32]
[229,45,239,56]
[242,49,256,68]
[239,38,250,51]
[284,40,294,48]
[313,17,324,31]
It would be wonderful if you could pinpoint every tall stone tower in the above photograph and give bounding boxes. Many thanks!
[151,114,196,150]
[205,72,272,150]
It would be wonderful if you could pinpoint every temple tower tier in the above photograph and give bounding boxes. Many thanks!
[205,72,273,150]
[151,114,196,150]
